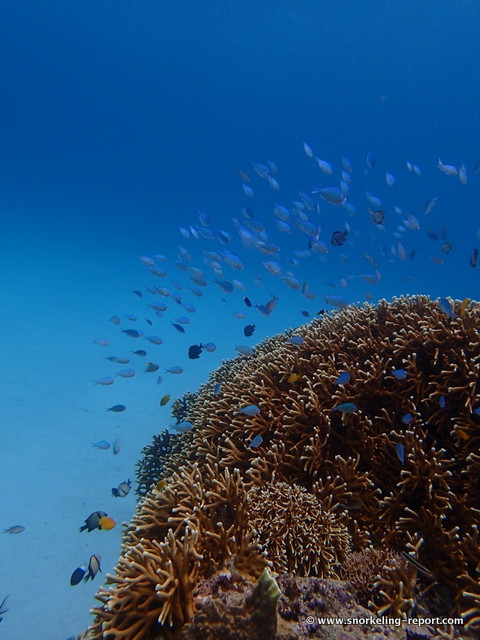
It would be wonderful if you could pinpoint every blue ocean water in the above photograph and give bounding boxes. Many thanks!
[1,1,479,638]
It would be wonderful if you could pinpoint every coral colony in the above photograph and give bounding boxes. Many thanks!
[81,296,480,639]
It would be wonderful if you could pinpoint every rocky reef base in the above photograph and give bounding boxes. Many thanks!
[178,571,458,640]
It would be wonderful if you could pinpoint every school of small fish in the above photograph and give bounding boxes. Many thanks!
[91,147,479,417]
[88,145,477,587]
[5,144,479,627]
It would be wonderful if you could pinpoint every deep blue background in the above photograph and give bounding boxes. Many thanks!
[1,0,479,254]
[1,3,480,638]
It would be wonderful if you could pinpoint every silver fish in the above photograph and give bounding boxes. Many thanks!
[459,163,468,185]
[437,158,457,175]
[313,186,346,206]
[112,437,122,455]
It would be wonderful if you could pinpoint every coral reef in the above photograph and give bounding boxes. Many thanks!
[340,548,406,609]
[85,296,480,639]
[171,391,198,424]
[135,429,184,498]
[246,481,351,577]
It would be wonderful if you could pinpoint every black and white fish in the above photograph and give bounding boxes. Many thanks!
[112,480,132,498]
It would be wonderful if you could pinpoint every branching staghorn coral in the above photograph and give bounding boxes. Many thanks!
[135,430,184,499]
[246,481,351,577]
[171,391,198,424]
[88,464,267,640]
[86,295,480,638]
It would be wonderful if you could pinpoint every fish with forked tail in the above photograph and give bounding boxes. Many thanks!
[0,595,8,623]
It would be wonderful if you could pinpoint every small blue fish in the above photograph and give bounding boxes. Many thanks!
[117,368,135,378]
[366,149,376,169]
[70,566,87,585]
[249,435,263,448]
[173,421,193,433]
[324,294,349,309]
[165,366,183,374]
[334,372,350,386]
[392,369,408,380]
[204,343,217,352]
[312,186,346,206]
[385,171,396,187]
[236,405,261,416]
[3,525,25,534]
[213,382,221,395]
[213,279,234,294]
[396,443,405,464]
[107,404,126,412]
[121,329,143,338]
[235,345,253,356]
[148,267,167,278]
[171,323,186,333]
[95,376,115,386]
[424,196,438,215]
[149,302,168,312]
[439,395,446,408]
[94,338,109,346]
[470,249,478,268]
[287,336,304,345]
[112,437,122,455]
[332,402,357,414]
[132,349,147,357]
[401,413,413,424]
[0,595,9,622]
[156,375,163,385]
[92,441,110,450]
[438,297,457,320]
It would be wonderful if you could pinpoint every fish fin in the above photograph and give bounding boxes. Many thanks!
[0,595,9,615]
